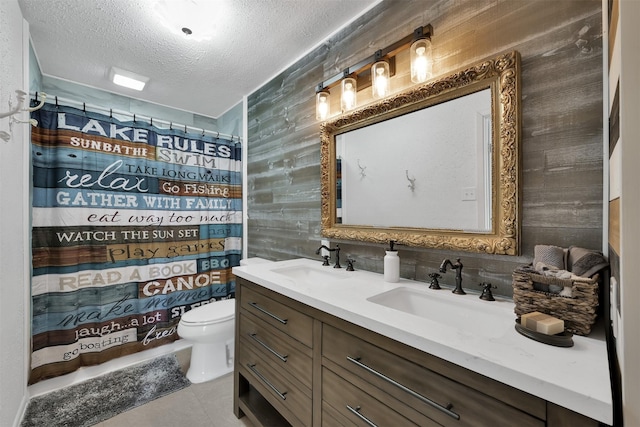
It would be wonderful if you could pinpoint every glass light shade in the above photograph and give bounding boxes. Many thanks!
[316,90,331,121]
[371,60,390,99]
[410,38,432,83]
[341,77,357,112]
[153,0,222,41]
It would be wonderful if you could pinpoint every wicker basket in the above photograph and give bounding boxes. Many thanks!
[512,266,599,335]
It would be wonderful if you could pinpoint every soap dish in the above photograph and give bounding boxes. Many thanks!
[515,319,574,347]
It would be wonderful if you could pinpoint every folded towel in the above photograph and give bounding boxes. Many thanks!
[567,246,609,277]
[533,245,566,270]
[560,286,572,297]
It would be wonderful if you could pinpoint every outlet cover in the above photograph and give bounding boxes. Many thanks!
[462,187,476,201]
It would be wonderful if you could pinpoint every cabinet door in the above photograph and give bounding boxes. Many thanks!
[547,403,599,427]
[323,324,544,427]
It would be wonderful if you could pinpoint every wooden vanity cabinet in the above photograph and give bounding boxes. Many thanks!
[234,278,602,427]
[235,279,314,427]
[321,323,544,427]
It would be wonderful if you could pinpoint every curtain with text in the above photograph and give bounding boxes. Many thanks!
[29,103,242,383]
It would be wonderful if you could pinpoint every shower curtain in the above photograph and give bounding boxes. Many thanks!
[29,102,242,384]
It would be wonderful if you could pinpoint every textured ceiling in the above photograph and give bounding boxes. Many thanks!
[19,0,379,118]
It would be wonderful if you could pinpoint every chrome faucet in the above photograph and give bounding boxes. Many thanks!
[439,258,465,294]
[316,244,341,268]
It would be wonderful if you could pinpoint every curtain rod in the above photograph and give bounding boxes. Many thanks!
[30,91,242,142]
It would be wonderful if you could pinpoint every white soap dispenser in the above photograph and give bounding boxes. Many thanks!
[384,240,400,283]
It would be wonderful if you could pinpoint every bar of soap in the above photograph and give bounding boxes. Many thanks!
[521,311,564,335]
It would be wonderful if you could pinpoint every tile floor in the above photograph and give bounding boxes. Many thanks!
[96,373,253,427]
[95,349,253,427]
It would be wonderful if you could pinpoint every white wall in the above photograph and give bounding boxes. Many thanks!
[0,0,31,425]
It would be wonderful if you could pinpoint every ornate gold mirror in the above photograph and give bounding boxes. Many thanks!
[320,51,520,255]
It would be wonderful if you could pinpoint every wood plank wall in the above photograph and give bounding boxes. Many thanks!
[246,0,603,297]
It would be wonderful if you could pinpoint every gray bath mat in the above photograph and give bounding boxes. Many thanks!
[21,354,191,427]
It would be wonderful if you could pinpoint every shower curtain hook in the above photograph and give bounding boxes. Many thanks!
[151,117,153,127]
[170,122,173,130]
[109,109,113,118]
[184,124,187,133]
[82,103,86,112]
[55,96,59,108]
[202,128,205,137]
[133,114,136,123]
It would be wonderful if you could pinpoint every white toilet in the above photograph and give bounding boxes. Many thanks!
[178,298,236,383]
[177,258,272,383]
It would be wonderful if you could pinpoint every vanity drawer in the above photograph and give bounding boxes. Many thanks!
[322,324,544,427]
[239,309,313,390]
[239,282,313,347]
[239,342,312,427]
[322,367,427,427]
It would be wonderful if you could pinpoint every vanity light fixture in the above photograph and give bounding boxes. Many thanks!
[341,72,357,112]
[314,24,433,120]
[110,67,149,91]
[371,51,391,99]
[316,87,331,121]
[410,27,433,83]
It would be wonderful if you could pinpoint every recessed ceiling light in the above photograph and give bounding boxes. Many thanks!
[109,67,149,91]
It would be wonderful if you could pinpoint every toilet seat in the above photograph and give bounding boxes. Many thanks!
[180,299,235,325]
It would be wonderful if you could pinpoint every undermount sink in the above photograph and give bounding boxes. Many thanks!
[367,287,511,339]
[271,265,349,285]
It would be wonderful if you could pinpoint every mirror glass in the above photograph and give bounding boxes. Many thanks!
[320,51,521,255]
[336,88,492,231]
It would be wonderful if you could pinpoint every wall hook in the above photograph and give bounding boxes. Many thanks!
[1,90,47,142]
[406,169,416,191]
[0,90,27,119]
[357,158,367,178]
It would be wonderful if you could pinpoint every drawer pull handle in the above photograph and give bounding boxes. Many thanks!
[249,333,288,362]
[249,302,288,324]
[347,356,460,420]
[247,363,287,400]
[346,405,378,427]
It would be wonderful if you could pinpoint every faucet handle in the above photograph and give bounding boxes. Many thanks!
[479,282,496,301]
[321,255,330,266]
[346,258,356,271]
[428,272,441,289]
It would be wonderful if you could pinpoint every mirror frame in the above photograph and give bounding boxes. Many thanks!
[320,51,521,255]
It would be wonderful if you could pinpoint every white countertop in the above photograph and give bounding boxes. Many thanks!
[233,258,612,425]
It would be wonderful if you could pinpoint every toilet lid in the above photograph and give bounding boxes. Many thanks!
[180,298,235,325]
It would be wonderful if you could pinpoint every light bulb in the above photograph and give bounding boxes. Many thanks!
[411,39,432,83]
[316,91,330,121]
[341,77,357,112]
[371,61,390,99]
